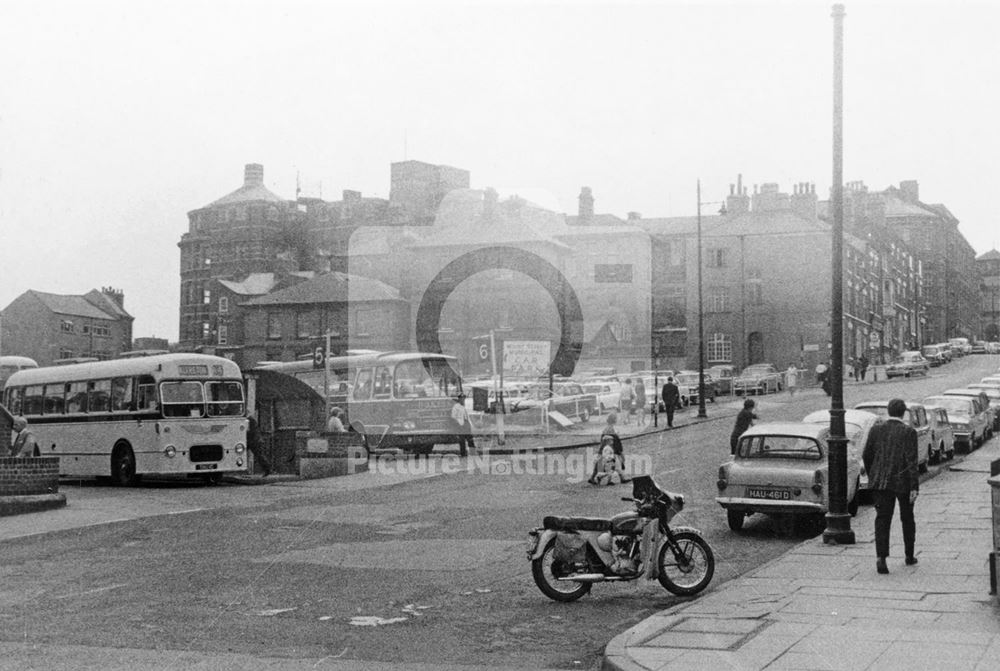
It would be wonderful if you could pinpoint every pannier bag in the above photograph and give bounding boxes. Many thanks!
[553,532,588,565]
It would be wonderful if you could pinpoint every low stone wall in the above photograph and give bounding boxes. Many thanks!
[0,456,67,516]
[296,432,369,479]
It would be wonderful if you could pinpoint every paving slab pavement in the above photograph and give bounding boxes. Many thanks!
[603,438,1000,671]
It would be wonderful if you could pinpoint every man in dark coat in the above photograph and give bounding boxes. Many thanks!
[661,377,680,428]
[862,398,920,574]
[729,399,757,455]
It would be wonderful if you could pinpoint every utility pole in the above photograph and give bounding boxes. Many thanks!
[696,180,707,419]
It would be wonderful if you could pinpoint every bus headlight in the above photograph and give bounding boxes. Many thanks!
[234,443,246,454]
[400,421,416,431]
[164,445,177,458]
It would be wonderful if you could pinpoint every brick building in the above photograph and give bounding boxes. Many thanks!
[237,271,409,366]
[178,161,468,354]
[1,288,133,366]
[978,249,1000,342]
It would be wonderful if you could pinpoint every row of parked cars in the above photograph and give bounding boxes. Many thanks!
[716,367,1000,533]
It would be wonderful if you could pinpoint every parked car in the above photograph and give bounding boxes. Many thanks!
[922,404,956,462]
[921,344,946,367]
[986,341,1000,354]
[922,395,988,452]
[971,341,988,354]
[733,363,783,395]
[716,422,862,532]
[801,409,880,492]
[949,337,972,356]
[511,382,597,422]
[707,364,737,395]
[935,343,954,363]
[980,376,1000,387]
[852,400,932,472]
[581,380,622,415]
[674,370,717,405]
[884,351,930,378]
[941,388,996,437]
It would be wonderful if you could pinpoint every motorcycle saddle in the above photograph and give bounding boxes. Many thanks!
[543,515,612,532]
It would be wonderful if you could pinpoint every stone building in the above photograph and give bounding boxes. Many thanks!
[177,161,468,353]
[978,249,1000,342]
[0,288,133,366]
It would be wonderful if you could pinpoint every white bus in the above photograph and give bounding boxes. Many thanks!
[0,355,38,388]
[2,353,248,485]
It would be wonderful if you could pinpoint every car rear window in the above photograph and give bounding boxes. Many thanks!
[739,435,822,460]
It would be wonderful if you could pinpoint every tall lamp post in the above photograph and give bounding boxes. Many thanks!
[696,180,708,419]
[824,3,855,545]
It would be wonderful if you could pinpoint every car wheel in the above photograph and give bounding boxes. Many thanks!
[726,509,745,532]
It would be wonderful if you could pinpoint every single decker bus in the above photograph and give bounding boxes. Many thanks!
[2,353,248,485]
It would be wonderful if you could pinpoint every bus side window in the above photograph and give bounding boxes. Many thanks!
[354,369,373,400]
[374,367,392,399]
[24,385,44,416]
[6,387,24,415]
[136,376,157,411]
[111,377,133,411]
[43,383,65,415]
[66,382,88,414]
[89,380,111,413]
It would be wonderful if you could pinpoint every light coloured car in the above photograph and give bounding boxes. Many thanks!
[921,344,946,367]
[581,380,622,415]
[801,409,879,491]
[716,422,861,532]
[511,382,598,423]
[922,395,988,452]
[941,388,996,438]
[852,400,933,472]
[733,363,783,396]
[922,404,956,462]
[884,351,930,378]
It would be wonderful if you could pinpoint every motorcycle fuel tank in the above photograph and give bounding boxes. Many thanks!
[610,510,643,534]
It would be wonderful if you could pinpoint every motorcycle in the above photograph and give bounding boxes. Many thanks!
[526,475,715,602]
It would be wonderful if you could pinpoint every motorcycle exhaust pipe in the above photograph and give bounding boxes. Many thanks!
[557,573,606,582]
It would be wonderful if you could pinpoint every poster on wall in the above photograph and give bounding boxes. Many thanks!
[502,340,551,378]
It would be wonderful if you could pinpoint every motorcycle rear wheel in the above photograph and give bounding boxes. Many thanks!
[657,530,715,596]
[531,540,592,602]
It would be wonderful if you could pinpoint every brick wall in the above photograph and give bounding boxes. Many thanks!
[0,457,61,496]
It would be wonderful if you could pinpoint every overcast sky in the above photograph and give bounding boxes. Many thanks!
[2,0,997,343]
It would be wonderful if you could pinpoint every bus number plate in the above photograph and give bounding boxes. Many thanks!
[195,464,218,471]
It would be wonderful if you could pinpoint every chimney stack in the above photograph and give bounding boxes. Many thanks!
[244,163,264,187]
[578,186,594,223]
[725,173,750,214]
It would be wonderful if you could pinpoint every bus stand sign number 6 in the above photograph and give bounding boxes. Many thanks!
[478,344,489,361]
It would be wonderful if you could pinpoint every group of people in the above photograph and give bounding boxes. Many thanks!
[617,378,648,426]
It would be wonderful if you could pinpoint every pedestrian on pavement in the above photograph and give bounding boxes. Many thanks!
[633,378,647,427]
[730,399,757,455]
[589,412,629,485]
[246,414,273,477]
[661,377,680,428]
[851,356,862,382]
[451,394,475,457]
[326,406,347,433]
[620,379,635,425]
[10,416,39,457]
[859,354,869,382]
[862,398,920,574]
[785,363,799,396]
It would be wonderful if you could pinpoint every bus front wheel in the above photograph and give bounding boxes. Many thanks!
[111,443,140,487]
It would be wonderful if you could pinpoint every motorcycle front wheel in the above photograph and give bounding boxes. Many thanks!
[657,530,715,596]
[531,540,592,602]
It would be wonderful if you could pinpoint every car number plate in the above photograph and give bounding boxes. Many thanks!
[747,487,790,500]
[195,464,218,471]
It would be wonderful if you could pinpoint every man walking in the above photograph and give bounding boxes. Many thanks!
[862,398,920,574]
[661,377,680,428]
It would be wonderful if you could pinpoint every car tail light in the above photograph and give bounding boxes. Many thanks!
[812,470,824,494]
[717,465,728,491]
